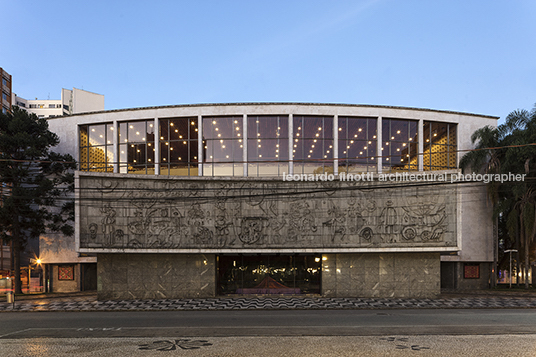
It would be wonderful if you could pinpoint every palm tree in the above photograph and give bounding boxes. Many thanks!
[462,104,536,289]
[459,125,503,288]
[499,106,536,288]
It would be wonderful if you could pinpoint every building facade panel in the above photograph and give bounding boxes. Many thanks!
[77,173,458,253]
[97,253,215,300]
[44,103,498,298]
[322,253,440,298]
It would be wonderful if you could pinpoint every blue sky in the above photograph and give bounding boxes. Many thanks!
[2,0,535,122]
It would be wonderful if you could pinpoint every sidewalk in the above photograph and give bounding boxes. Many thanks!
[2,290,536,312]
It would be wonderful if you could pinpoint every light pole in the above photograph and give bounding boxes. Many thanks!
[504,249,518,288]
[29,258,42,293]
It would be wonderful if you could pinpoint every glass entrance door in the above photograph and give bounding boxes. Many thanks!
[217,254,321,295]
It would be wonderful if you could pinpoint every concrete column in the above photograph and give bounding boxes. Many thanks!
[243,114,248,177]
[333,115,338,175]
[197,115,203,176]
[113,121,119,173]
[288,114,293,175]
[154,117,160,175]
[76,124,81,171]
[418,119,424,171]
[377,116,382,173]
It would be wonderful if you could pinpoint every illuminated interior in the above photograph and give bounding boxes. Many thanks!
[338,116,377,173]
[79,116,457,175]
[79,124,114,172]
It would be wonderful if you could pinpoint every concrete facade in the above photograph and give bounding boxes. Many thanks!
[41,103,498,298]
[77,174,458,253]
[322,253,440,298]
[97,253,215,300]
[96,252,439,300]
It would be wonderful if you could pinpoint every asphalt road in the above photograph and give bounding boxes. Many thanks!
[1,309,536,356]
[1,308,536,339]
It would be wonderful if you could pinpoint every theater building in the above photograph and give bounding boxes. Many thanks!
[44,103,497,299]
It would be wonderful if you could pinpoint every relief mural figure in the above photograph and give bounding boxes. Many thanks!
[238,217,266,245]
[188,202,214,246]
[323,202,347,243]
[214,212,233,247]
[100,204,119,247]
[287,201,318,242]
[401,199,447,242]
[346,195,365,234]
[378,200,398,243]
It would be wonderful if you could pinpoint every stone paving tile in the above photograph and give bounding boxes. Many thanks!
[2,295,536,312]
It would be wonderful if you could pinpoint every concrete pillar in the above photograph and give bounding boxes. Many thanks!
[154,117,160,175]
[418,119,424,171]
[243,114,248,176]
[197,115,203,176]
[289,114,293,175]
[377,116,382,173]
[113,121,119,173]
[333,115,338,175]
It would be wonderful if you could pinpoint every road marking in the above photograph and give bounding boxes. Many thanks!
[0,328,34,339]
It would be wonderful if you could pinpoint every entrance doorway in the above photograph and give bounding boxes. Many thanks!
[217,254,321,295]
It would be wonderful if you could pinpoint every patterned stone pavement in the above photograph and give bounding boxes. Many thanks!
[2,294,536,312]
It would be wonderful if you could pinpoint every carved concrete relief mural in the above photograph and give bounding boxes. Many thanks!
[78,176,457,251]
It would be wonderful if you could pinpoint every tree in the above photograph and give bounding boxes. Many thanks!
[499,106,536,288]
[0,107,76,294]
[459,125,503,288]
[461,104,536,289]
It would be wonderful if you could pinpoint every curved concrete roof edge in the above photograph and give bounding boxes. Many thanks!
[57,102,500,120]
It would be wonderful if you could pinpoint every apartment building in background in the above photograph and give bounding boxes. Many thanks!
[14,88,104,118]
[1,68,12,114]
[0,68,13,276]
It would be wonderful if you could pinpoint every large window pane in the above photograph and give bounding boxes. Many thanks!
[293,116,333,174]
[203,116,243,176]
[118,119,155,174]
[382,118,418,172]
[79,123,114,172]
[247,115,289,177]
[159,117,198,176]
[338,117,377,173]
[423,121,457,170]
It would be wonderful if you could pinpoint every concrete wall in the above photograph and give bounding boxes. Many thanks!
[441,261,491,290]
[97,253,215,300]
[322,253,440,298]
[78,173,459,254]
[50,264,80,293]
[442,184,494,264]
[72,88,105,114]
[97,252,440,299]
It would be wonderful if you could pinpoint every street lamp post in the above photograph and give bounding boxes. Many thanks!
[505,249,518,288]
[29,258,42,293]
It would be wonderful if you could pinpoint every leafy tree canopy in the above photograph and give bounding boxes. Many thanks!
[0,107,76,293]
